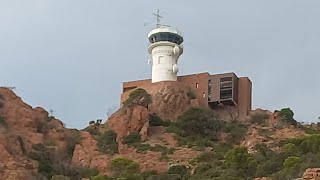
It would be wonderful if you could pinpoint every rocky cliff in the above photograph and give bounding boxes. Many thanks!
[0,87,70,180]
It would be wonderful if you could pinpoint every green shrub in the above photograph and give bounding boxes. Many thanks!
[146,173,181,180]
[133,143,152,152]
[225,146,257,177]
[150,144,175,156]
[66,130,81,158]
[51,162,99,180]
[123,132,141,145]
[91,175,111,180]
[97,130,118,154]
[37,120,49,134]
[224,121,248,144]
[250,113,270,125]
[32,143,46,151]
[258,129,272,137]
[123,88,152,107]
[111,158,140,177]
[141,170,158,179]
[175,108,223,140]
[149,114,170,127]
[84,126,100,136]
[51,175,71,180]
[167,165,188,177]
[276,108,297,126]
[44,138,56,147]
[0,115,5,126]
[38,160,53,177]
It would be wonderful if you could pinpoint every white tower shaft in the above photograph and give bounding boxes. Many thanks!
[149,42,182,83]
[147,26,184,83]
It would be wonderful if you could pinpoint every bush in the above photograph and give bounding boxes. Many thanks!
[66,130,81,158]
[167,165,188,177]
[84,126,100,136]
[224,121,248,144]
[97,130,118,154]
[51,162,99,180]
[111,158,140,177]
[37,120,49,134]
[91,175,111,180]
[250,113,270,125]
[133,143,152,152]
[175,108,223,140]
[225,146,257,177]
[0,115,6,126]
[146,173,181,180]
[38,160,54,177]
[141,170,158,179]
[123,132,141,145]
[51,175,71,180]
[149,114,170,127]
[123,88,152,107]
[276,108,297,126]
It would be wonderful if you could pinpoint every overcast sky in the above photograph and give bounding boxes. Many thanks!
[0,0,319,128]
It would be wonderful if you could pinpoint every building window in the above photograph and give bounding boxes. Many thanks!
[158,56,163,64]
[196,83,199,88]
[208,79,212,101]
[203,92,206,98]
[220,77,233,100]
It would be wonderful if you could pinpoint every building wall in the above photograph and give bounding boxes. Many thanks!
[178,72,210,108]
[238,77,252,118]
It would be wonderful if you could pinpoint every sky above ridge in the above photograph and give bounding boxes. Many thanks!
[0,0,320,128]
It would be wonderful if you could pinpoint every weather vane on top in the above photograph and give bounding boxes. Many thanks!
[153,9,163,28]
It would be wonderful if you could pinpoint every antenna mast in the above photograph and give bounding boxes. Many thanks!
[153,9,163,28]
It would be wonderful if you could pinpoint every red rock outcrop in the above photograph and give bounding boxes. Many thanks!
[107,105,149,142]
[303,168,320,180]
[0,87,69,180]
[148,81,198,121]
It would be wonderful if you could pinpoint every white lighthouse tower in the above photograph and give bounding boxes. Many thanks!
[148,25,184,83]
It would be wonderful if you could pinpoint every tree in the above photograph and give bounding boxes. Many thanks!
[123,88,152,107]
[176,108,223,140]
[225,147,257,177]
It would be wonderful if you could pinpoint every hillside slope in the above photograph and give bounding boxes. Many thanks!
[1,87,320,180]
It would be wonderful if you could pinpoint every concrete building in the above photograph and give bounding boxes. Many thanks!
[120,24,252,119]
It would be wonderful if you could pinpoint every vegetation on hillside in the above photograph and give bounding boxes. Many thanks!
[123,88,152,107]
[167,108,248,148]
[25,104,320,179]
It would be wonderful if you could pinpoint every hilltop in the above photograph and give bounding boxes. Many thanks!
[0,86,320,180]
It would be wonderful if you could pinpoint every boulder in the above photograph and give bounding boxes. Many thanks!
[303,168,320,180]
[107,105,149,142]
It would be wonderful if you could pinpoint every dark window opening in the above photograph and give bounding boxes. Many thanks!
[148,32,183,45]
[208,79,212,101]
[220,77,233,100]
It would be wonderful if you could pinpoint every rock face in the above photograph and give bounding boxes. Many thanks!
[0,87,69,180]
[148,81,198,121]
[107,105,150,142]
[72,131,112,174]
[241,109,305,153]
[303,168,320,180]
